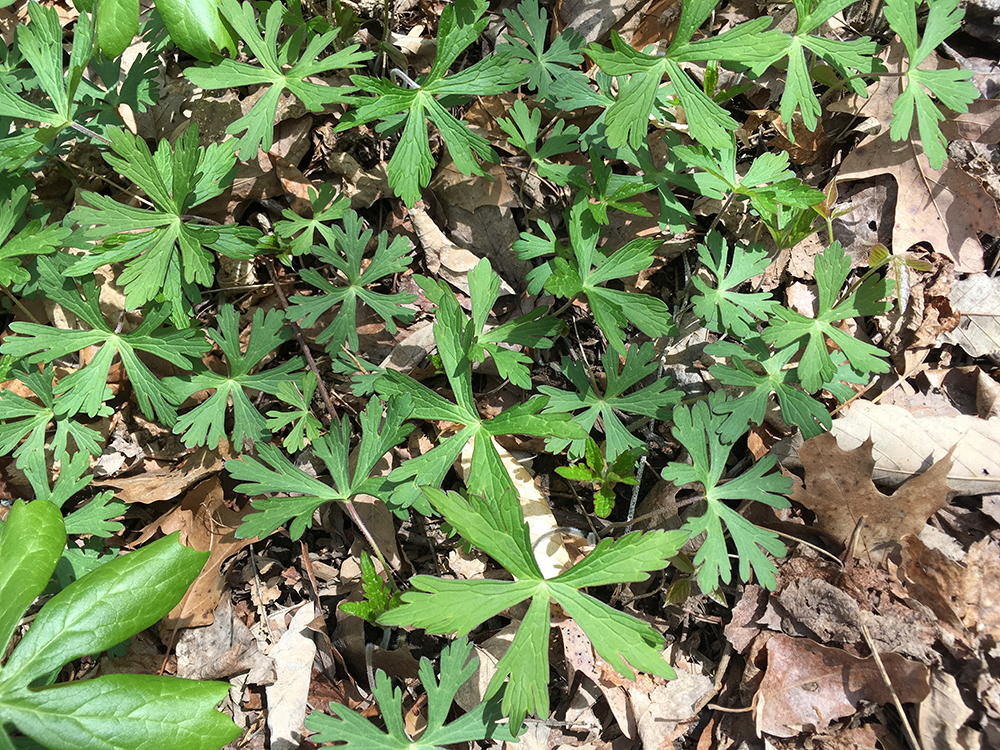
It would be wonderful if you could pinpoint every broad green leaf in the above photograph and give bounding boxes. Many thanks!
[96,0,138,58]
[0,500,64,662]
[305,638,519,749]
[0,675,238,750]
[0,533,209,687]
[158,0,237,61]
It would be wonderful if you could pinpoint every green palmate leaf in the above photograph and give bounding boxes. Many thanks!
[337,0,528,206]
[707,337,832,441]
[587,0,786,150]
[19,445,125,539]
[678,146,825,238]
[374,274,583,514]
[1,256,211,426]
[0,184,70,287]
[266,370,324,452]
[165,306,304,449]
[740,0,881,137]
[540,342,681,460]
[612,130,697,233]
[305,638,519,749]
[382,487,689,729]
[0,1,94,166]
[0,503,239,750]
[581,150,657,225]
[158,0,237,60]
[65,125,260,326]
[0,364,106,476]
[285,209,416,354]
[762,242,893,393]
[883,0,977,169]
[496,99,585,187]
[228,394,414,540]
[418,258,561,390]
[273,184,351,256]
[661,392,792,593]
[691,232,778,337]
[338,551,400,623]
[538,202,676,354]
[500,0,586,103]
[0,1,90,124]
[185,0,371,158]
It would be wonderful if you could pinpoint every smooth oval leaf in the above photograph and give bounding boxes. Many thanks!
[0,674,239,750]
[96,0,138,58]
[157,0,236,61]
[0,500,65,659]
[1,532,208,686]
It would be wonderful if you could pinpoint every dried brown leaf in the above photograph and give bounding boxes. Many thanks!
[755,634,930,738]
[790,432,954,562]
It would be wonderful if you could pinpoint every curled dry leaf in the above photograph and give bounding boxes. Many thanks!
[755,634,930,738]
[151,476,259,630]
[789,432,954,562]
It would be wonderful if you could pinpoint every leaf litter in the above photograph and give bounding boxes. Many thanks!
[3,1,1000,750]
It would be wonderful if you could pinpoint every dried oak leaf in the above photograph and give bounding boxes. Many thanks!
[790,432,954,562]
[755,634,930,738]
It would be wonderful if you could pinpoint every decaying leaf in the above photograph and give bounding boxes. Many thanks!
[937,273,1000,357]
[755,634,930,738]
[789,432,954,562]
[832,41,1000,273]
[898,534,1000,642]
[830,401,1000,495]
[149,476,259,629]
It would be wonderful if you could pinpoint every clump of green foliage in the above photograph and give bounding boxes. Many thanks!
[0,0,969,744]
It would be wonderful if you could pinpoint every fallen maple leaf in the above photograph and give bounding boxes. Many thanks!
[832,41,1000,273]
[755,634,930,738]
[789,432,954,562]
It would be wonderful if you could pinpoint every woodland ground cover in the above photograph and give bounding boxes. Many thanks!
[1,0,999,748]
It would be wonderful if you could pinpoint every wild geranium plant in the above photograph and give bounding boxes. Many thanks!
[0,0,940,740]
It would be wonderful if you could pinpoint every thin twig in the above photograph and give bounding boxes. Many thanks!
[262,256,339,425]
